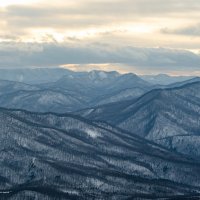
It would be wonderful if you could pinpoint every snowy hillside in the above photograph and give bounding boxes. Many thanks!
[79,81,200,158]
[0,108,200,199]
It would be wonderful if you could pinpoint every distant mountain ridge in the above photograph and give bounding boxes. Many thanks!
[0,68,72,84]
[0,80,39,95]
[165,77,200,88]
[141,74,195,85]
[0,70,153,112]
[0,68,196,86]
[0,69,199,122]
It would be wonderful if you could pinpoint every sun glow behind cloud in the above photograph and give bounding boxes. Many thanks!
[60,63,200,76]
[60,63,129,73]
[11,23,157,43]
[0,0,200,74]
[0,0,199,47]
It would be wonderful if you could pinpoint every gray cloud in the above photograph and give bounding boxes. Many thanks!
[0,42,199,73]
[162,24,200,37]
[6,0,200,16]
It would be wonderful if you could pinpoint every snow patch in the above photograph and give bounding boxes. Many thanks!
[0,191,11,194]
[60,189,79,195]
[85,129,101,138]
[82,109,94,116]
[98,71,108,79]
[68,75,74,79]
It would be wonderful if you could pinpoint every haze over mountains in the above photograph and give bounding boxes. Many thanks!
[141,74,195,85]
[0,68,71,84]
[0,69,153,112]
[0,68,195,85]
[0,68,197,113]
[0,68,200,199]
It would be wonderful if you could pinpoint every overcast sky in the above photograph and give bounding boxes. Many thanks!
[0,0,200,75]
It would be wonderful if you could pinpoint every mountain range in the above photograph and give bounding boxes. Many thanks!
[0,68,194,86]
[1,108,200,199]
[0,70,154,112]
[0,68,200,199]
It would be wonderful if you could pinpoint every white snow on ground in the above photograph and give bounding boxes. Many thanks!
[82,109,94,116]
[87,178,105,188]
[0,191,11,194]
[60,189,79,195]
[98,71,108,79]
[85,129,101,138]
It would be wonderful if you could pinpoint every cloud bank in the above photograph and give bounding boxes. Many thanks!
[0,0,200,74]
[0,42,199,75]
